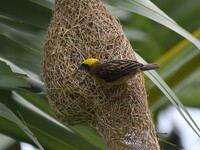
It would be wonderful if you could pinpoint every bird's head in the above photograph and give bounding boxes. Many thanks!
[79,58,100,71]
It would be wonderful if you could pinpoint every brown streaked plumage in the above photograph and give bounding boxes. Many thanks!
[79,58,159,85]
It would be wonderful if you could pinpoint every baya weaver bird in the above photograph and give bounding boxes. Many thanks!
[79,58,159,86]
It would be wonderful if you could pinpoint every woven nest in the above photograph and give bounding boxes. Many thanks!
[42,0,160,150]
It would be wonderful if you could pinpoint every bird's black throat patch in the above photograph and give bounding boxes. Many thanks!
[79,64,90,72]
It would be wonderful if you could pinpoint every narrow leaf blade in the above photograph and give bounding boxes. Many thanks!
[136,54,200,138]
[0,103,44,150]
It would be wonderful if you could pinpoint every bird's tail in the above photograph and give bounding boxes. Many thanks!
[140,63,160,71]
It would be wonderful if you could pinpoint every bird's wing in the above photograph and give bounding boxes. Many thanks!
[94,60,143,82]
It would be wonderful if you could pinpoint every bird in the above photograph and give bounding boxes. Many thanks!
[79,58,159,86]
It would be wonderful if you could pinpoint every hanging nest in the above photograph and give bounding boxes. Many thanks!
[42,0,160,149]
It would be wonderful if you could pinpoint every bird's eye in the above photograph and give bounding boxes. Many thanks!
[79,64,90,71]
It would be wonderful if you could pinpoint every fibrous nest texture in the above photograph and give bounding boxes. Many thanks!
[42,0,160,150]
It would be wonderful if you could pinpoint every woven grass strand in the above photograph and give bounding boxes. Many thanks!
[42,0,160,149]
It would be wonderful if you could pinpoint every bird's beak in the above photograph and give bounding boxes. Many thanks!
[79,64,85,70]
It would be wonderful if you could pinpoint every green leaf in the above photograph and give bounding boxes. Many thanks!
[103,0,200,49]
[0,0,52,28]
[72,126,106,150]
[0,103,44,150]
[12,91,104,150]
[0,90,104,150]
[0,0,52,74]
[0,20,42,74]
[136,54,200,138]
[149,30,200,107]
[0,60,29,89]
[16,91,52,116]
[28,0,54,10]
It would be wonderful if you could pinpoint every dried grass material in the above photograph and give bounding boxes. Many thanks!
[42,0,160,149]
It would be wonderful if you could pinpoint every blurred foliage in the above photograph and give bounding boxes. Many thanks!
[121,0,200,62]
[113,0,200,61]
[0,0,200,149]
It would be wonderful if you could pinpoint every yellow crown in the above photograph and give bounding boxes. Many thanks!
[82,58,99,67]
